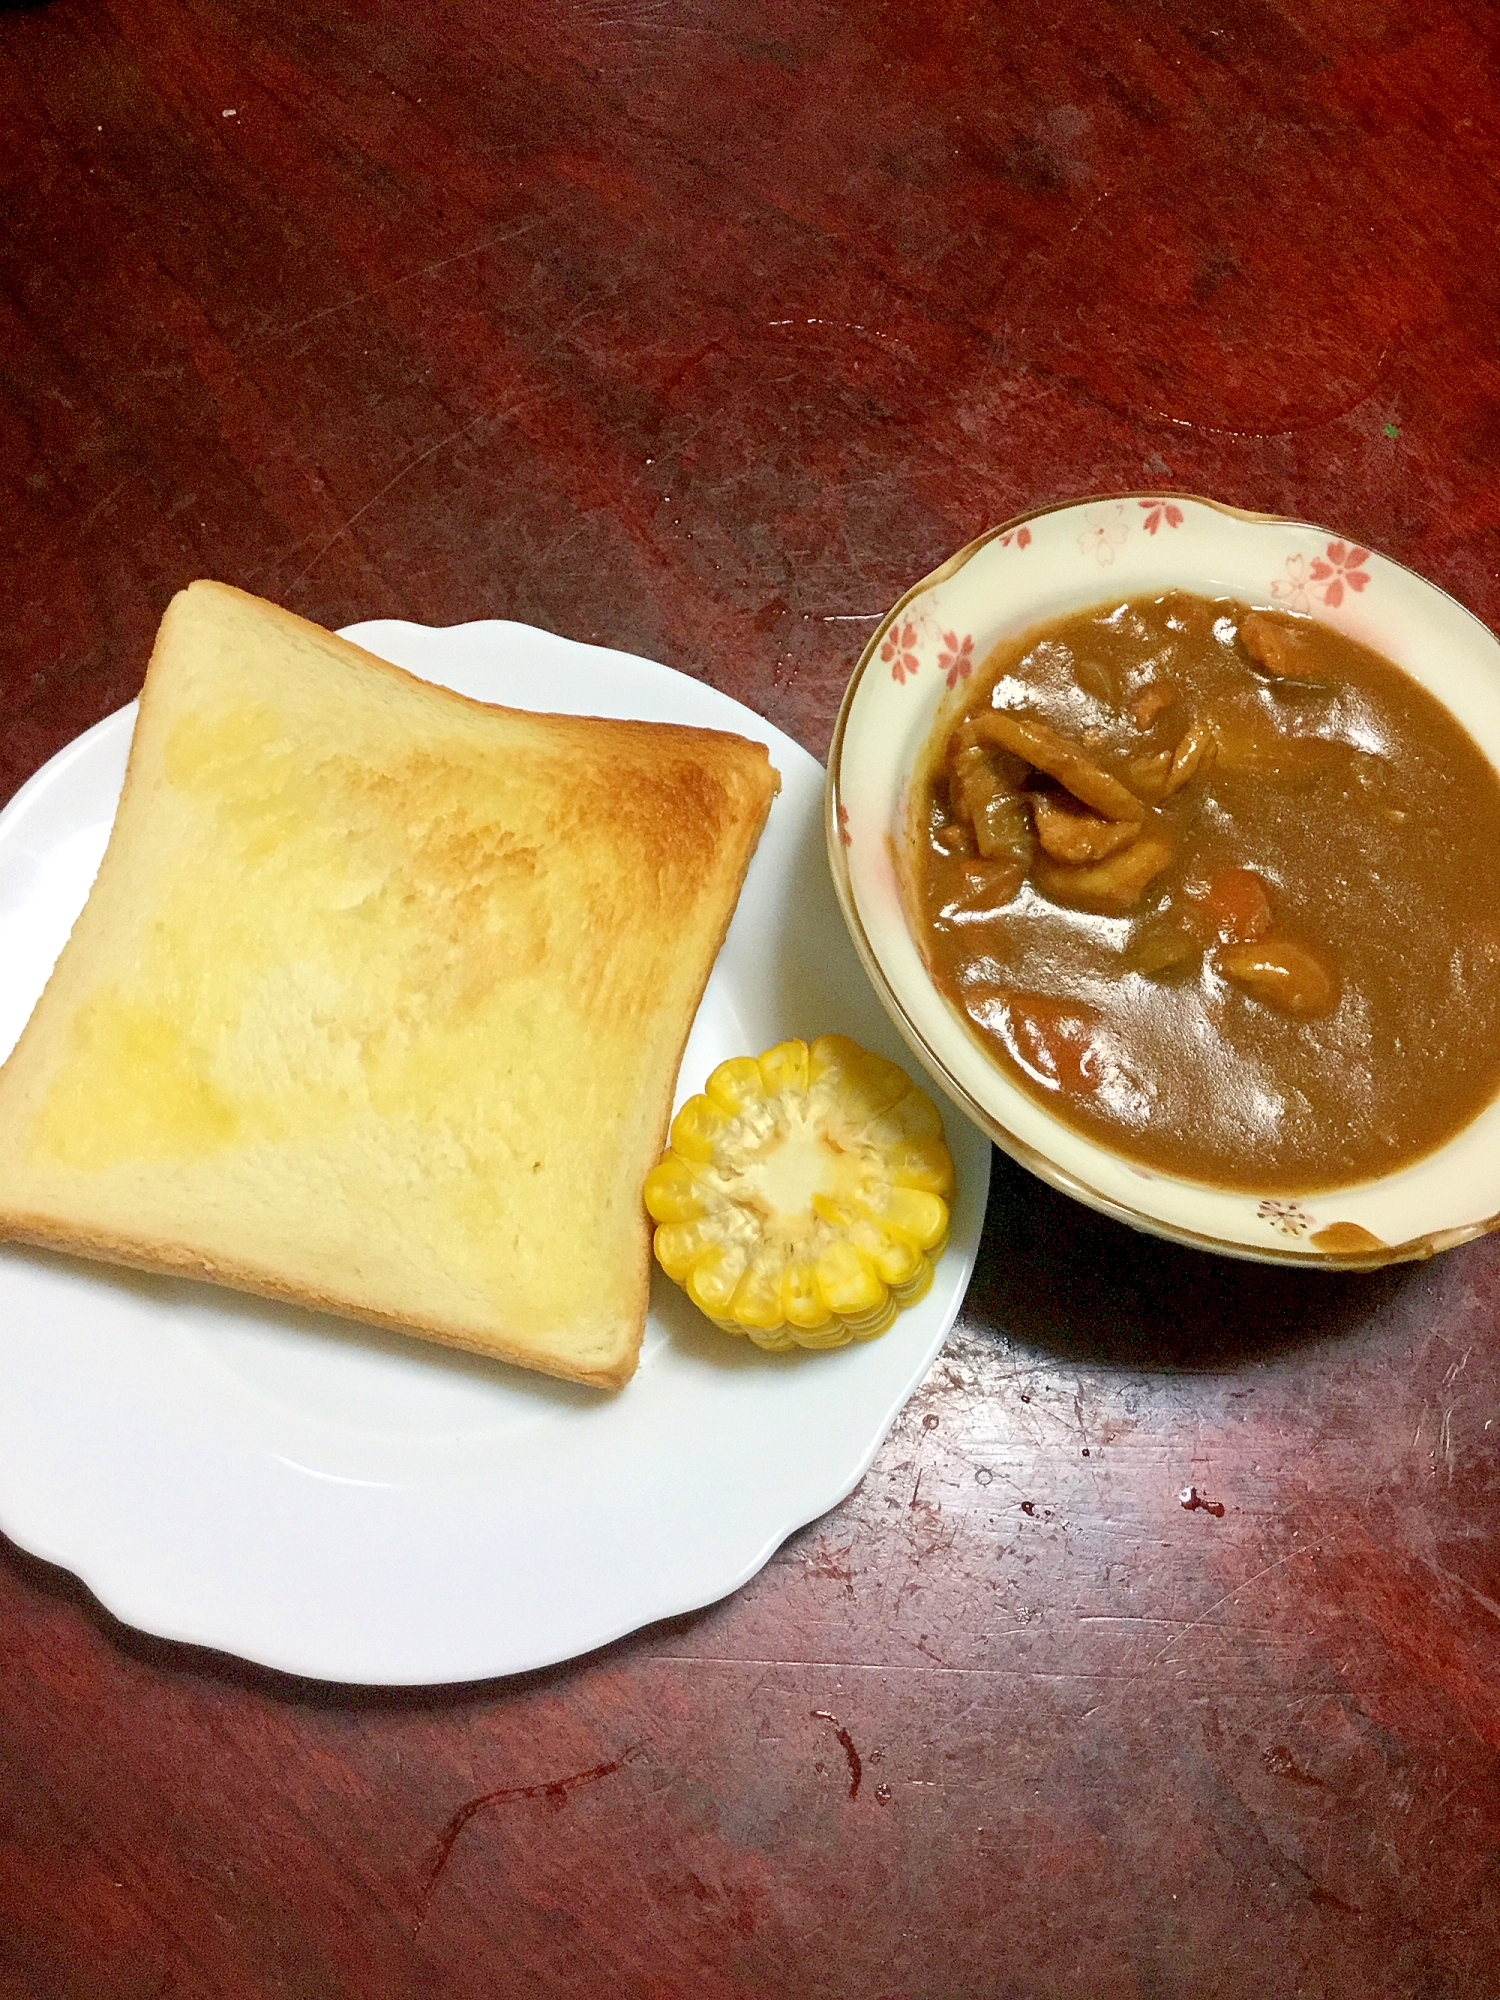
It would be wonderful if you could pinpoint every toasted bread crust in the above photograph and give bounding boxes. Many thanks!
[0,582,780,1389]
[0,1211,637,1388]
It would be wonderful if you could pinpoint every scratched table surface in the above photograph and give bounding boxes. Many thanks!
[3,1,1500,1994]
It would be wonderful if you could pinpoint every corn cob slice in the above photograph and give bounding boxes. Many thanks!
[644,1035,955,1352]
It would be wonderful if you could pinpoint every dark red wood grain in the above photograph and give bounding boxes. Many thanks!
[3,1,1499,1993]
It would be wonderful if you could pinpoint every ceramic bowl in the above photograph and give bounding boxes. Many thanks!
[825,493,1500,1267]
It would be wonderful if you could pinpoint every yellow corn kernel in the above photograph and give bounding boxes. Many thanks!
[814,1239,884,1316]
[864,1067,918,1121]
[687,1242,749,1316]
[805,1033,861,1082]
[849,1217,923,1288]
[642,1156,706,1223]
[728,1252,787,1331]
[838,1293,899,1341]
[669,1093,729,1163]
[705,1056,766,1115]
[798,1314,868,1350]
[740,1320,798,1353]
[868,1087,945,1146]
[757,1038,809,1094]
[782,1257,833,1330]
[860,1184,948,1250]
[652,1216,717,1283]
[644,1033,955,1354]
[891,1259,937,1311]
[809,1035,908,1119]
[886,1136,956,1196]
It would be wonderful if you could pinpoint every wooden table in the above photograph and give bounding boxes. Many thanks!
[4,3,1499,1992]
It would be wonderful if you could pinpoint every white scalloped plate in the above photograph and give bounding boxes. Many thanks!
[827,494,1500,1267]
[0,621,989,1684]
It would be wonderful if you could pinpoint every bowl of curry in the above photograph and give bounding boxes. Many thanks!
[826,494,1500,1266]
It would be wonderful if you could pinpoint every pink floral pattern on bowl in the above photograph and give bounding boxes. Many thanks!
[876,605,978,692]
[1077,502,1132,564]
[1139,500,1184,534]
[938,630,974,688]
[1075,498,1183,564]
[1273,541,1372,613]
[880,619,921,683]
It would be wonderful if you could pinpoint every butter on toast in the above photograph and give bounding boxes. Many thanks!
[0,582,780,1389]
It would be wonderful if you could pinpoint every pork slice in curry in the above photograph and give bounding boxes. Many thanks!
[909,591,1500,1191]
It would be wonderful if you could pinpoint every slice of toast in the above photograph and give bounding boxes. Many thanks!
[0,582,779,1389]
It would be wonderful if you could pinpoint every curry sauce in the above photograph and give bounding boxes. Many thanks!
[909,592,1500,1191]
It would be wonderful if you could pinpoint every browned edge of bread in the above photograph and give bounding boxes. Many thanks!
[0,1208,640,1391]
